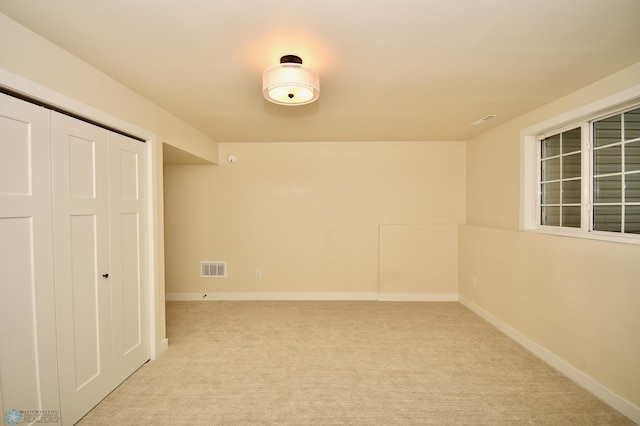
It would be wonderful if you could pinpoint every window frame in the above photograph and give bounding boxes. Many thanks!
[536,123,589,233]
[521,85,640,245]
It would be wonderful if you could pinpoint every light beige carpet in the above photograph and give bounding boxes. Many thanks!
[78,301,634,425]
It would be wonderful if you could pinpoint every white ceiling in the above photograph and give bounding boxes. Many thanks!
[2,0,640,144]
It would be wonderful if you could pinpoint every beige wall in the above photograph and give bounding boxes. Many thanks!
[461,61,640,409]
[164,141,465,297]
[379,224,458,299]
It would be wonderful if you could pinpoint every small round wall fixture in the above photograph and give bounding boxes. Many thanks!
[263,55,320,106]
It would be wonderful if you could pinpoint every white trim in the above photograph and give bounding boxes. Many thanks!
[520,132,538,230]
[147,140,162,360]
[460,297,640,424]
[157,338,169,355]
[166,292,380,301]
[166,292,459,302]
[378,293,459,302]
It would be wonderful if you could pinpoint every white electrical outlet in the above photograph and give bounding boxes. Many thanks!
[255,269,262,278]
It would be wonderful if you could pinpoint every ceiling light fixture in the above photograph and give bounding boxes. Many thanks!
[263,55,320,106]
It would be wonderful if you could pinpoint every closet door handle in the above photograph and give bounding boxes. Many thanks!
[102,273,109,278]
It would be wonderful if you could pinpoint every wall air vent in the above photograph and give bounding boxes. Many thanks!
[201,261,226,278]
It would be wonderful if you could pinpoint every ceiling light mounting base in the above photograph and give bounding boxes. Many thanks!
[280,55,302,65]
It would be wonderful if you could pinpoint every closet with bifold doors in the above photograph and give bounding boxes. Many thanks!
[0,92,149,425]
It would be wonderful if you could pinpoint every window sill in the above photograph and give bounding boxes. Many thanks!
[526,226,640,245]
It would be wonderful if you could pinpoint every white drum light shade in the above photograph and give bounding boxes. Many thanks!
[263,55,320,106]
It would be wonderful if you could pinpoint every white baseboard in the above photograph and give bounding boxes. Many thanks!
[165,292,380,301]
[459,297,640,424]
[378,293,459,302]
[165,292,459,302]
[158,338,168,355]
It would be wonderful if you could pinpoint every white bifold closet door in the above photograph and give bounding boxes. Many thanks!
[51,112,149,425]
[0,94,62,424]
